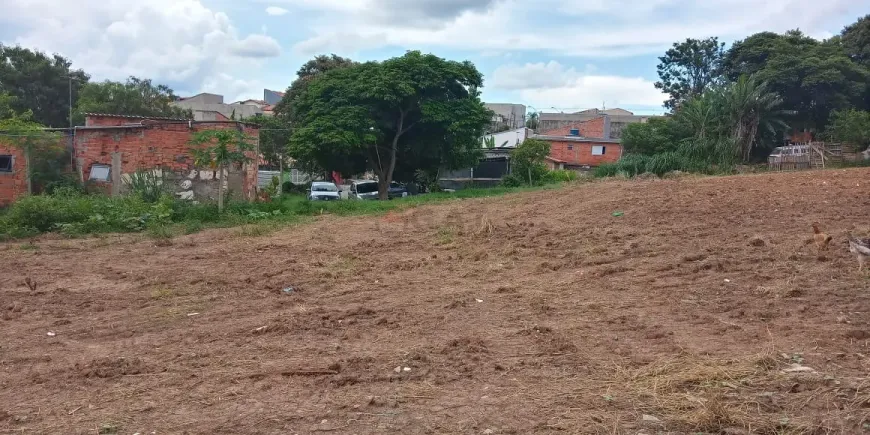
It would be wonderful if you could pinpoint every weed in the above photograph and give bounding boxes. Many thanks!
[436,225,456,245]
[150,287,173,300]
[183,220,204,235]
[19,242,38,250]
[236,223,275,237]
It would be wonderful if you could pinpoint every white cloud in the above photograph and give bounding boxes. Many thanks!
[230,34,282,58]
[265,6,289,16]
[287,0,857,57]
[492,61,667,109]
[0,0,280,100]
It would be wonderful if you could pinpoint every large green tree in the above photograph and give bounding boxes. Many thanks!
[74,77,192,123]
[842,15,870,69]
[826,109,870,151]
[655,37,725,110]
[620,117,689,155]
[723,30,868,131]
[290,51,490,199]
[273,54,356,122]
[0,44,89,127]
[246,113,292,169]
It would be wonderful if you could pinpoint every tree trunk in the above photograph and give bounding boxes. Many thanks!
[24,147,32,195]
[527,166,532,185]
[217,163,225,213]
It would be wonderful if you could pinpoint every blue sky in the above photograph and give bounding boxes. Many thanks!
[2,0,867,115]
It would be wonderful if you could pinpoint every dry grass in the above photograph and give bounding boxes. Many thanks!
[572,350,870,434]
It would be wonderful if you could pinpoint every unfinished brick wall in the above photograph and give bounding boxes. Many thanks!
[546,140,622,167]
[0,144,27,205]
[75,117,259,201]
[539,116,610,139]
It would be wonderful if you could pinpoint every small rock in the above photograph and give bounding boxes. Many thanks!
[403,367,411,372]
[46,331,56,337]
[837,315,848,324]
[724,279,731,283]
[321,419,328,424]
[393,366,402,373]
[282,286,295,294]
[642,414,661,423]
[483,429,494,435]
[187,312,199,317]
[253,326,268,333]
[475,299,483,303]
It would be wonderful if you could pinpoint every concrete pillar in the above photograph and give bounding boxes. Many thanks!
[110,152,122,197]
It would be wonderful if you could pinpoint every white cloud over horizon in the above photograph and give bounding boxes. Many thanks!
[492,61,667,110]
[0,0,863,106]
[0,0,282,101]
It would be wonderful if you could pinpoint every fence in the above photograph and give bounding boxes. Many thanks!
[768,142,843,171]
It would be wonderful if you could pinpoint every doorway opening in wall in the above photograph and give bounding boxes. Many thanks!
[0,155,12,172]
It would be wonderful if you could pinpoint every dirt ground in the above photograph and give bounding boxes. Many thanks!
[2,169,870,434]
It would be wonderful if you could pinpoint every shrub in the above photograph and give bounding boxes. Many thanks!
[125,170,166,203]
[500,174,523,187]
[542,169,578,183]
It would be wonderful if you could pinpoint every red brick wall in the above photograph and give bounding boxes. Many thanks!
[547,140,622,167]
[540,116,608,138]
[0,144,28,205]
[75,120,259,200]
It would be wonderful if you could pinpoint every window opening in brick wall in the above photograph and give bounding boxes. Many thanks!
[89,164,111,182]
[592,146,606,156]
[0,155,11,172]
[567,144,573,150]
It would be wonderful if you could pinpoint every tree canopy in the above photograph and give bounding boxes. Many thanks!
[290,51,490,199]
[74,77,192,123]
[0,44,89,127]
[273,54,356,122]
[655,37,725,110]
[723,30,868,131]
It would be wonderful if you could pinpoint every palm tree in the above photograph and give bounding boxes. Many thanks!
[526,111,539,130]
[723,75,790,161]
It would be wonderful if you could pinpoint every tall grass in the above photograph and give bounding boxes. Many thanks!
[0,183,569,240]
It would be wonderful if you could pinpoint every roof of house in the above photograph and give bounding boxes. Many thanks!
[533,134,621,144]
[83,113,192,121]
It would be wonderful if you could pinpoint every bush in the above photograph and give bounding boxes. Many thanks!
[125,170,166,203]
[500,174,523,187]
[282,181,310,194]
[542,169,578,183]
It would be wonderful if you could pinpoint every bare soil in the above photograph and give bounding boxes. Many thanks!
[2,169,870,434]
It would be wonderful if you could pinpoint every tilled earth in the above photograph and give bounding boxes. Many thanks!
[2,168,870,434]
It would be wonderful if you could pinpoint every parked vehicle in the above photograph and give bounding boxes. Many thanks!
[308,181,341,201]
[348,180,411,200]
[349,180,379,200]
[388,182,409,199]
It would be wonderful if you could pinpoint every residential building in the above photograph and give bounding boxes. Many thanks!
[532,116,622,170]
[0,143,28,205]
[483,127,532,149]
[485,103,527,130]
[75,113,260,201]
[538,108,652,139]
[172,93,262,121]
[264,89,285,105]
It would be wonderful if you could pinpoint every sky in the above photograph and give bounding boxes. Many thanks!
[1,0,867,116]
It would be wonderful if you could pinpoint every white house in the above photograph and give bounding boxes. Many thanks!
[483,127,532,149]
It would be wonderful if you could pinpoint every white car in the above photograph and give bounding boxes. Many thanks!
[308,181,341,201]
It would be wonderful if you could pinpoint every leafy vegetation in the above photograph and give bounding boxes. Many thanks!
[0,183,570,240]
[189,129,255,212]
[510,138,551,185]
[655,37,726,110]
[826,109,870,151]
[74,77,192,123]
[289,51,490,199]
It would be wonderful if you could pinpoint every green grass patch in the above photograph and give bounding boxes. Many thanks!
[0,182,570,239]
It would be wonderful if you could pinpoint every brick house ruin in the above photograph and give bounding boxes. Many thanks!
[0,114,259,205]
